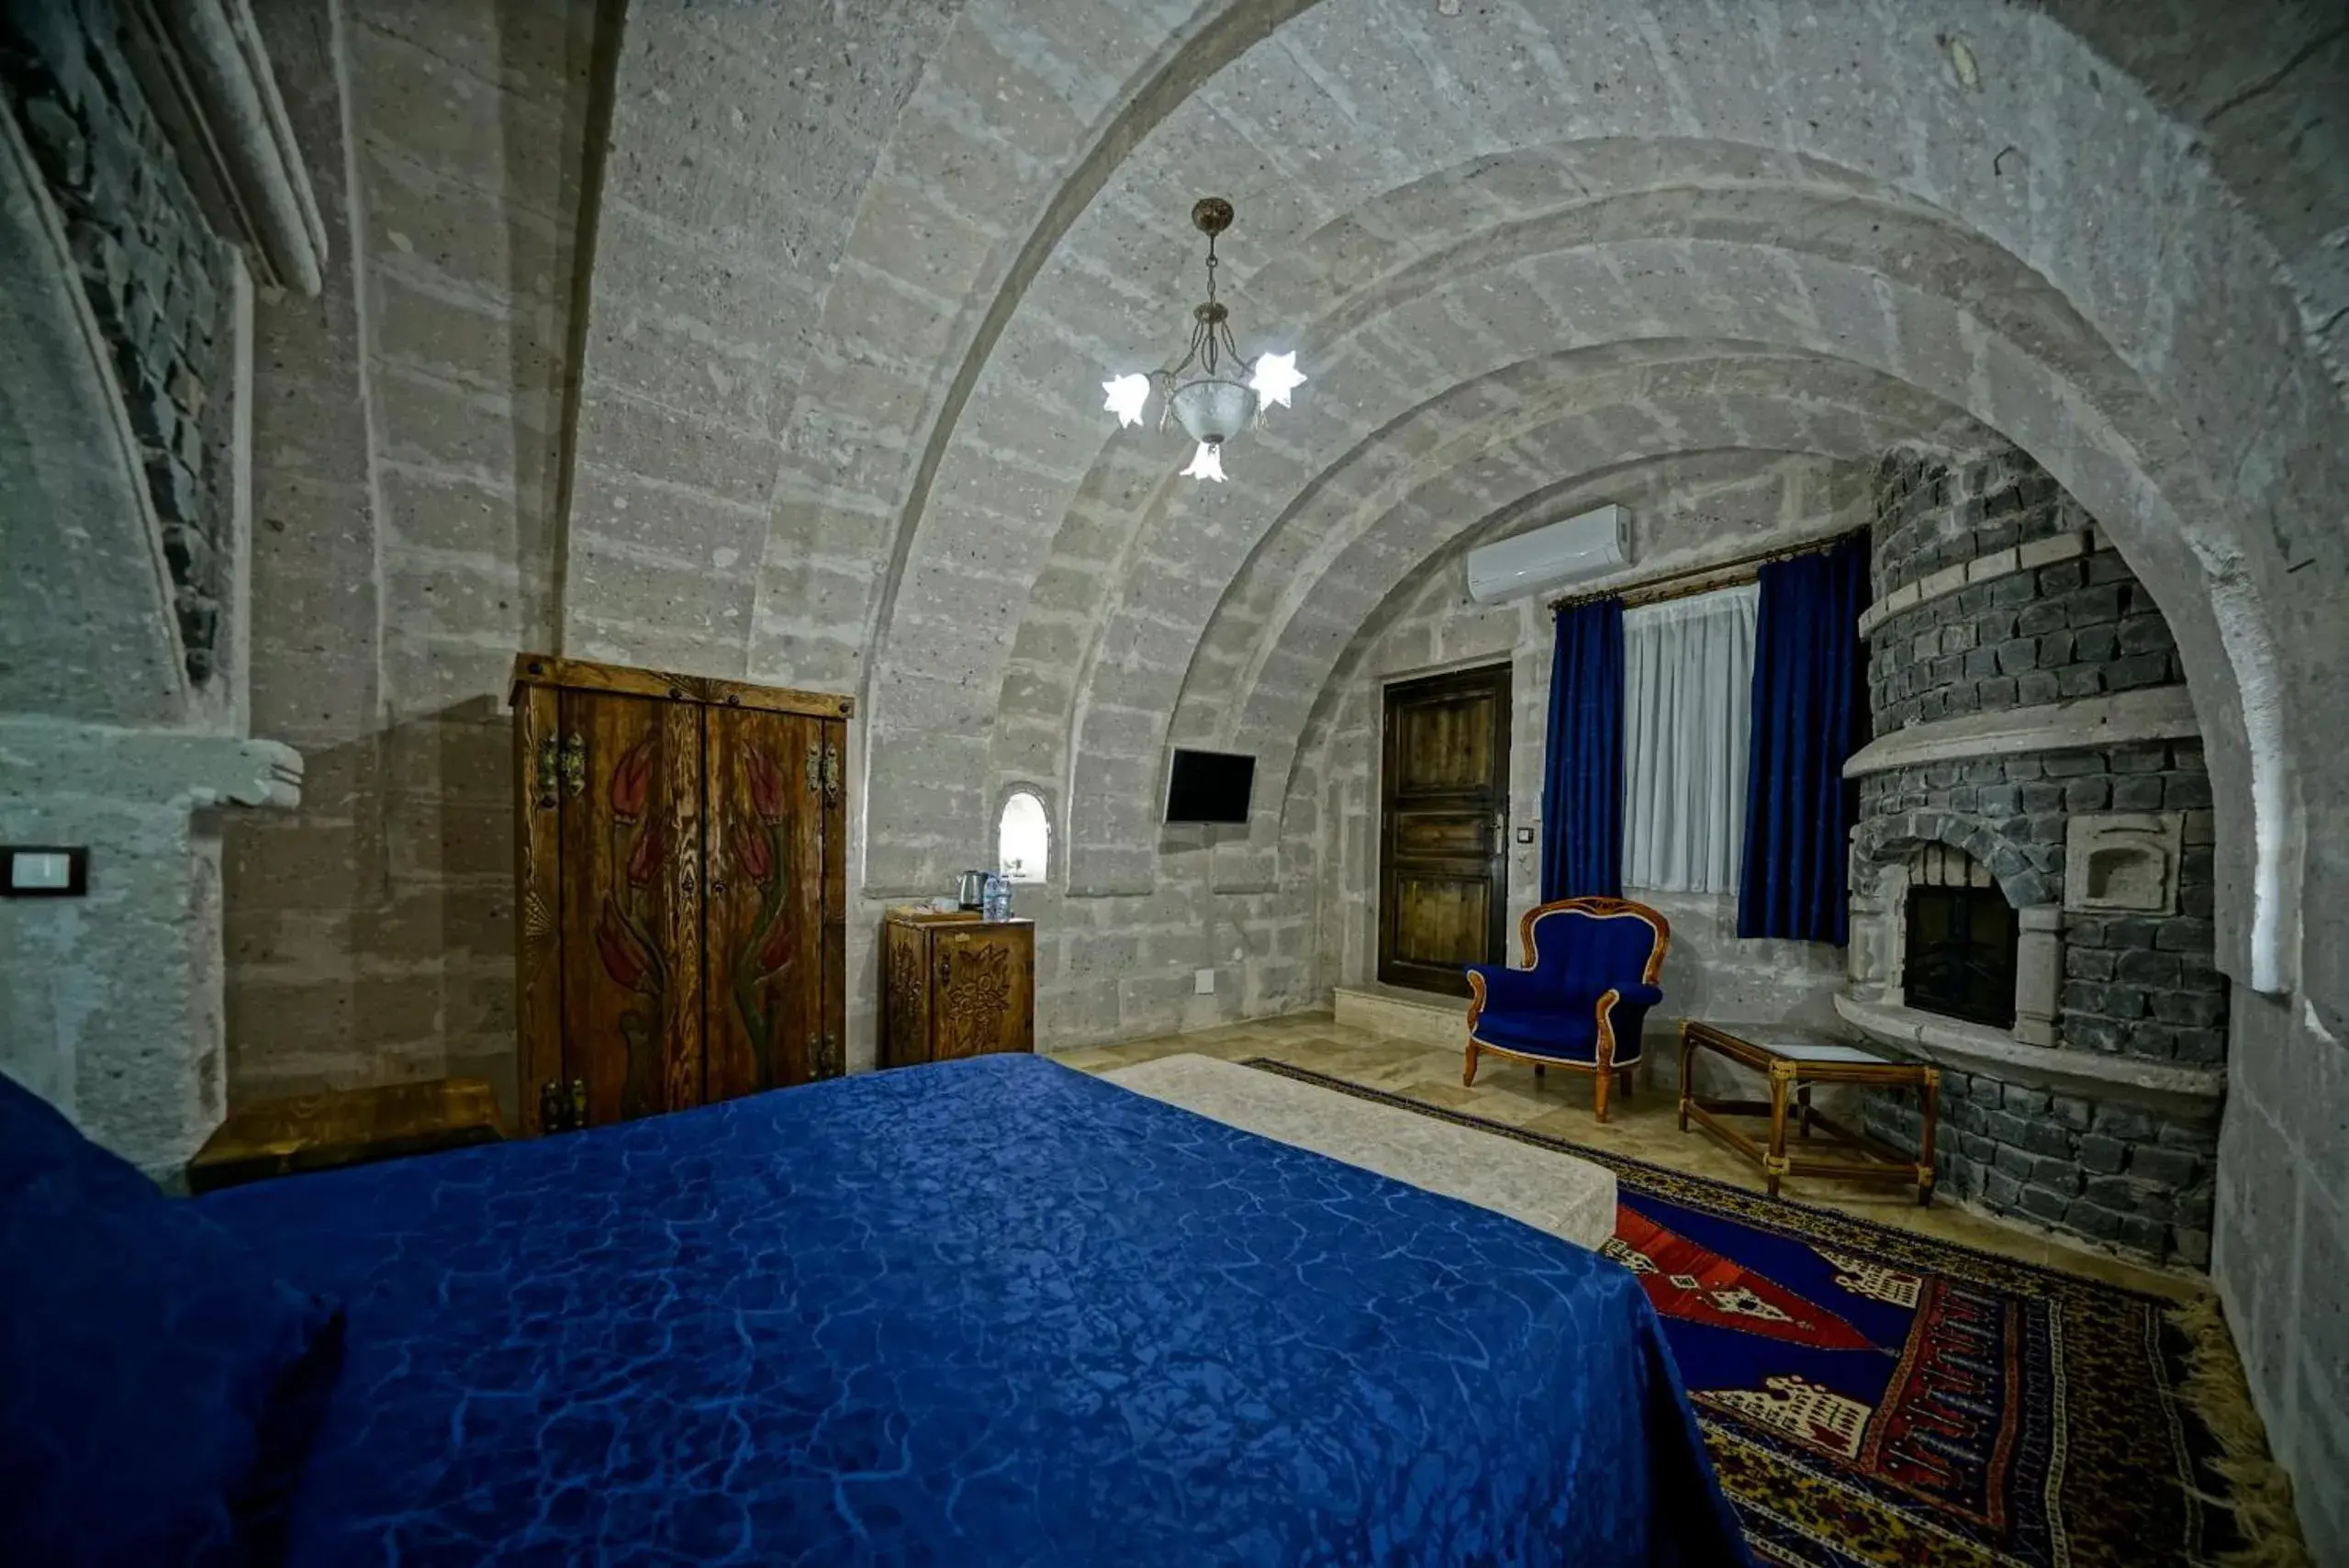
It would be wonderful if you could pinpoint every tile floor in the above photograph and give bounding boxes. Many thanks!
[1055,1010,2201,1302]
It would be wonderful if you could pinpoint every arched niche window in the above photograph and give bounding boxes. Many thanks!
[999,790,1049,883]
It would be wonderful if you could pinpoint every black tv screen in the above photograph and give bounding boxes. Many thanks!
[1166,748,1255,824]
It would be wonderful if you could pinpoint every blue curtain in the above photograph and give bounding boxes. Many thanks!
[1540,599,1625,901]
[1739,534,1869,943]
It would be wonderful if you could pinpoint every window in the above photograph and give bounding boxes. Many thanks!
[998,791,1049,883]
[1620,585,1757,892]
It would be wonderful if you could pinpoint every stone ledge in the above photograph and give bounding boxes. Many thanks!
[1859,528,2098,636]
[0,717,301,810]
[1843,685,2198,778]
[1831,992,2224,1119]
[1333,983,1464,1049]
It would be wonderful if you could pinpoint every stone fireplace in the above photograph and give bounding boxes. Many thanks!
[1901,851,2018,1030]
[1833,447,2226,1265]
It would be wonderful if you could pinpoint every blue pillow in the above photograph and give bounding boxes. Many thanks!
[0,1071,345,1566]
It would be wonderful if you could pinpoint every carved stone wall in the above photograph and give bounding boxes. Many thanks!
[1,0,234,685]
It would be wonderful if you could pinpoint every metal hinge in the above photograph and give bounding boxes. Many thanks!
[538,1077,589,1133]
[804,741,842,803]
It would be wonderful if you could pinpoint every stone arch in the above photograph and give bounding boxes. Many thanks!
[1853,810,2057,913]
[1026,235,2214,897]
[0,114,191,727]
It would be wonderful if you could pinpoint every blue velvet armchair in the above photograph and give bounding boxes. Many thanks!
[1463,897,1671,1122]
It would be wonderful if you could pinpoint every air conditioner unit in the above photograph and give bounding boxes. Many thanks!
[1463,504,1630,605]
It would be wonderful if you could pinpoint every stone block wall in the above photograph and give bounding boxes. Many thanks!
[1868,452,2184,729]
[1871,447,2070,598]
[1869,1076,2215,1260]
[1858,751,2227,1068]
[1,0,233,685]
[1854,443,2226,1265]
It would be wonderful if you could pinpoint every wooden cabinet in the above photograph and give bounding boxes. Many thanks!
[880,912,1035,1068]
[511,654,850,1134]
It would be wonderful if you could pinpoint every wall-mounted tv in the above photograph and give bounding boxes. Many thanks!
[1165,748,1256,824]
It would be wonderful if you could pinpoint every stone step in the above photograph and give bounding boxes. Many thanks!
[1332,983,1468,1049]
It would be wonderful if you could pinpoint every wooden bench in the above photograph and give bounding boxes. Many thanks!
[187,1078,505,1194]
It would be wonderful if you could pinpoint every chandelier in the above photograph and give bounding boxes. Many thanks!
[1102,197,1304,482]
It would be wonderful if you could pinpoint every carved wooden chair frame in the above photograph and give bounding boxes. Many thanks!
[1463,896,1672,1122]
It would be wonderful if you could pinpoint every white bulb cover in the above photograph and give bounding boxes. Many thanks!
[1102,372,1151,429]
[1181,442,1226,482]
[1168,376,1258,445]
[1249,351,1305,409]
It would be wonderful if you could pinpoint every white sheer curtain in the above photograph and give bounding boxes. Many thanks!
[1620,584,1757,892]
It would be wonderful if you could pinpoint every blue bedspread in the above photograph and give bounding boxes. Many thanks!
[200,1054,1747,1566]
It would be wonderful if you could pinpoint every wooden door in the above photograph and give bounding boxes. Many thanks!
[556,689,703,1125]
[931,924,1034,1058]
[704,707,845,1093]
[1378,665,1511,995]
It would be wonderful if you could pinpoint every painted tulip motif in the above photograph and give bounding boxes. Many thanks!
[596,902,652,993]
[732,812,773,887]
[745,746,786,823]
[732,744,797,1089]
[758,919,794,975]
[600,736,668,1118]
[610,738,654,823]
[626,822,665,887]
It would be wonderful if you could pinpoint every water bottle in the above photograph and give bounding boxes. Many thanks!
[982,871,1012,923]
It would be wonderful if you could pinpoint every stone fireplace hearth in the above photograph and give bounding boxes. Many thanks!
[1833,447,2227,1265]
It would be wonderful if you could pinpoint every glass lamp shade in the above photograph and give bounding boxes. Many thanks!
[1166,376,1258,445]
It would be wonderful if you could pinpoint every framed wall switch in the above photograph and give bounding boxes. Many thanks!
[3,847,89,897]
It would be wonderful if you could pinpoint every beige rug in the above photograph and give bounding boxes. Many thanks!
[1101,1053,1616,1250]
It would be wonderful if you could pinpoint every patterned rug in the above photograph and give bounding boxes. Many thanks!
[1245,1058,2289,1568]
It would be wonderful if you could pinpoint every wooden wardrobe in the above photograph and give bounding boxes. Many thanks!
[510,655,849,1135]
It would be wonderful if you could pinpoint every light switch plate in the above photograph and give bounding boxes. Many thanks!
[1193,968,1215,995]
[4,846,88,897]
[1516,826,1535,844]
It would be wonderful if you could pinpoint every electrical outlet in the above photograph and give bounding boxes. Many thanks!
[1194,968,1215,995]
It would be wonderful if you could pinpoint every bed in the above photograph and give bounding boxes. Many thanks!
[16,1054,1748,1565]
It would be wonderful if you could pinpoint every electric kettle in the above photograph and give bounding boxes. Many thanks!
[956,869,990,910]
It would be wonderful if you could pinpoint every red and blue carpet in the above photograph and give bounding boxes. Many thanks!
[1246,1059,2303,1568]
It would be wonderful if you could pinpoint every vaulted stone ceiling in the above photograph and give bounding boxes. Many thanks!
[566,0,2348,1013]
